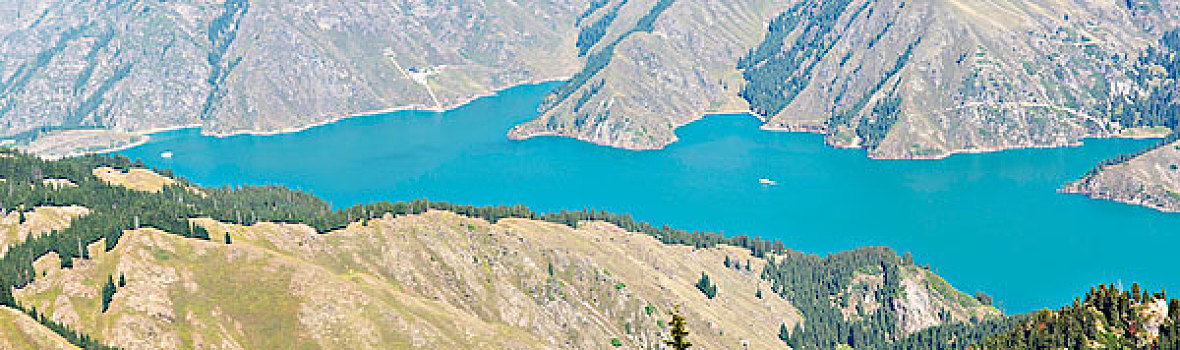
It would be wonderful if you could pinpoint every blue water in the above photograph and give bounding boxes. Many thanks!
[119,82,1179,313]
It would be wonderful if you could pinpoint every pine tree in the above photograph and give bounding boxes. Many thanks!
[100,275,116,312]
[695,272,717,299]
[118,273,125,288]
[224,233,232,244]
[779,322,790,342]
[664,306,692,350]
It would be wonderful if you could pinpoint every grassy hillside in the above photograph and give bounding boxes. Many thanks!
[16,213,800,349]
[0,306,77,349]
[0,148,1002,348]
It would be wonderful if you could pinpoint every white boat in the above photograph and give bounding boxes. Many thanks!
[160,151,174,159]
[758,178,777,186]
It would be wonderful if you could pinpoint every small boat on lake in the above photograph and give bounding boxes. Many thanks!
[160,151,174,159]
[759,178,777,186]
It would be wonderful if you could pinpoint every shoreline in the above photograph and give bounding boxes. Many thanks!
[509,110,1162,159]
[53,78,1171,162]
[143,77,571,140]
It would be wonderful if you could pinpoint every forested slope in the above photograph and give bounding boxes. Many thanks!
[982,283,1180,349]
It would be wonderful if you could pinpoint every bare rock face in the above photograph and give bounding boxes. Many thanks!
[0,0,582,139]
[1063,139,1180,213]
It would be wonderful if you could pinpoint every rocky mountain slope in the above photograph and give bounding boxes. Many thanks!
[1061,23,1180,213]
[745,0,1154,158]
[0,0,582,143]
[0,149,1001,349]
[5,0,1177,160]
[514,0,1180,158]
[508,0,789,149]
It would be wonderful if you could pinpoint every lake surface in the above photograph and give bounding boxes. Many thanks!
[119,82,1179,313]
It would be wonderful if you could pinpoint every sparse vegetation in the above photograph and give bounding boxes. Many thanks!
[664,306,692,349]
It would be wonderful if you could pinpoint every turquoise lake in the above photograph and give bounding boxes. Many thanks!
[118,82,1179,313]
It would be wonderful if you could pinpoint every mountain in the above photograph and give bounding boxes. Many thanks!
[514,0,1180,158]
[0,148,1003,349]
[0,0,582,146]
[4,0,1177,159]
[508,0,787,149]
